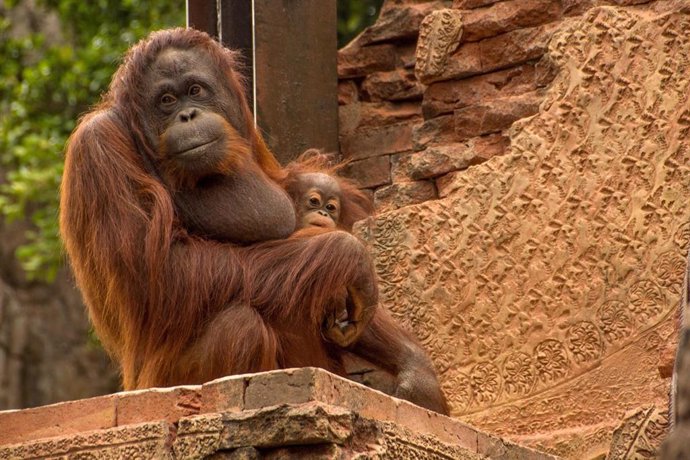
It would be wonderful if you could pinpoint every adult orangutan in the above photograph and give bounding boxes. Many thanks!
[60,27,448,414]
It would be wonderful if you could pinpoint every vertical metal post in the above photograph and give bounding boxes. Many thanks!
[186,0,218,39]
[218,1,255,113]
[252,0,338,164]
[187,1,338,164]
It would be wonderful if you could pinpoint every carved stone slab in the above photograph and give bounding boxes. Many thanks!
[360,6,690,457]
[415,9,464,84]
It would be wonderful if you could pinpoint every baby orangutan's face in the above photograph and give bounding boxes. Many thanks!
[295,173,342,229]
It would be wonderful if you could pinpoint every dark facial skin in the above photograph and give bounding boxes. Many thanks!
[143,47,295,243]
[143,48,247,181]
[294,173,342,230]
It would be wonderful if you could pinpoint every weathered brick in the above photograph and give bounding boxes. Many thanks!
[200,374,246,414]
[359,3,442,45]
[264,444,342,459]
[243,368,319,409]
[173,414,224,458]
[223,404,355,449]
[339,102,421,135]
[0,421,171,459]
[338,43,398,79]
[454,90,544,140]
[461,0,562,42]
[116,386,201,426]
[436,169,463,198]
[374,181,437,213]
[338,80,359,105]
[453,0,503,8]
[362,68,426,102]
[341,155,392,189]
[412,114,457,150]
[0,394,116,445]
[481,23,558,73]
[339,103,362,136]
[314,370,398,423]
[340,119,419,161]
[393,134,508,181]
[427,22,557,83]
[396,399,479,449]
[398,42,419,69]
[422,62,556,118]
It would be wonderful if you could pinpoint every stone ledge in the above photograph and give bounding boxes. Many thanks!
[0,368,556,459]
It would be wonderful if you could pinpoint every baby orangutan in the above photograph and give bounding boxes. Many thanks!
[283,155,449,415]
[282,157,375,348]
[293,172,343,230]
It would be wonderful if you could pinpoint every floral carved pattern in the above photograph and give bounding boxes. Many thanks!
[534,340,569,384]
[469,362,501,405]
[597,300,634,344]
[566,321,603,364]
[628,280,665,324]
[359,6,690,458]
[502,352,535,396]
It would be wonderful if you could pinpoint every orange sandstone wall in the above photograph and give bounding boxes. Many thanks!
[339,1,690,458]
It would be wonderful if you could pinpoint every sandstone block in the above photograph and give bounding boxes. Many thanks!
[360,3,442,45]
[173,413,225,458]
[338,103,361,136]
[374,181,437,213]
[359,6,690,457]
[435,169,465,198]
[340,155,391,189]
[422,62,556,118]
[340,119,419,161]
[116,385,201,426]
[366,101,422,127]
[0,421,171,459]
[398,42,419,69]
[243,367,322,409]
[263,444,342,459]
[461,0,563,42]
[412,114,457,149]
[337,80,358,105]
[396,399,479,448]
[222,403,354,449]
[0,394,116,445]
[454,0,503,8]
[314,369,398,423]
[415,9,465,84]
[200,374,246,413]
[0,368,555,459]
[454,90,543,139]
[362,68,425,102]
[425,22,557,83]
[338,44,397,79]
[608,407,669,460]
[393,134,508,181]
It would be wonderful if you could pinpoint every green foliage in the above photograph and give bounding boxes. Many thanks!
[0,1,184,281]
[0,0,377,282]
[337,0,383,48]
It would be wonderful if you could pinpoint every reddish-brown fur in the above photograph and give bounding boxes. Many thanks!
[60,28,377,390]
[60,28,448,415]
[280,151,373,231]
[280,155,449,415]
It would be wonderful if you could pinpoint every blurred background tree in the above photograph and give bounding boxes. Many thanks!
[0,0,185,282]
[0,0,382,282]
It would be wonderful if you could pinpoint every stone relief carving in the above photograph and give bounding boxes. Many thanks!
[415,9,464,84]
[360,6,690,457]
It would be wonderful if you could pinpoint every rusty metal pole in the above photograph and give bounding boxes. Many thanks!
[187,1,338,165]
